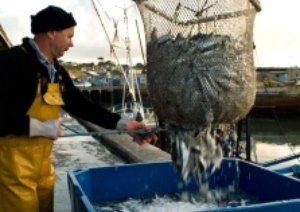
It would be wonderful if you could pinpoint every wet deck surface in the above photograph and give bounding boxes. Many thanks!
[53,117,123,212]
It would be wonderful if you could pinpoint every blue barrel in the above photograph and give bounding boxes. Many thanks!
[96,78,105,87]
[108,78,114,87]
[278,73,286,83]
[136,76,141,86]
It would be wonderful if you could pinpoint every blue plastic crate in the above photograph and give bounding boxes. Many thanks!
[67,159,300,212]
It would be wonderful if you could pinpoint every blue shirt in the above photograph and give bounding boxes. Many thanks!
[28,39,57,82]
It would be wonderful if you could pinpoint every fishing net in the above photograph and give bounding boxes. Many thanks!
[134,0,261,183]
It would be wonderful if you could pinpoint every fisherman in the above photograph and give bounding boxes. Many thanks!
[0,5,155,212]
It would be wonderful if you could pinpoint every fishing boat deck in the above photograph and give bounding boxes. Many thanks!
[53,117,123,211]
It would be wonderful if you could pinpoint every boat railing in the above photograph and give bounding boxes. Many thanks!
[260,153,300,179]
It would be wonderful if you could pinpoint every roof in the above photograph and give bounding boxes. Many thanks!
[257,67,300,73]
[0,25,12,50]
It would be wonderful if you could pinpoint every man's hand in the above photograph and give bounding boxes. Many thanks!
[123,121,157,145]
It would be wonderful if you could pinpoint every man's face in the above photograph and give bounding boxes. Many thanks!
[50,26,75,58]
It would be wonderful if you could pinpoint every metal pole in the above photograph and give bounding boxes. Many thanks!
[236,119,243,158]
[246,115,251,161]
[158,119,171,152]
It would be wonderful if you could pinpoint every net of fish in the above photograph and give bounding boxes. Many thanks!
[134,0,261,182]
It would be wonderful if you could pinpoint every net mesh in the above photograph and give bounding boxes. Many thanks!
[134,0,261,182]
[135,0,260,127]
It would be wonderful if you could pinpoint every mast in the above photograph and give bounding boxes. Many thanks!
[90,0,133,97]
[119,4,136,102]
[91,0,145,119]
[117,2,145,119]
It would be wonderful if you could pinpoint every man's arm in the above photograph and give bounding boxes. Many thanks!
[0,48,31,136]
[59,66,157,144]
[59,66,121,129]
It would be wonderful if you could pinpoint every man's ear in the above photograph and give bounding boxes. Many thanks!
[47,31,56,40]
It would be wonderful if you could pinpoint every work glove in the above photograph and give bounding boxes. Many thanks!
[30,118,61,140]
[116,117,157,145]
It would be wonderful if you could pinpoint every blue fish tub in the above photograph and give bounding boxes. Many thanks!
[68,159,300,211]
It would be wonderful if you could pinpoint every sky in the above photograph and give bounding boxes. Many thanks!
[0,0,300,67]
[0,0,145,64]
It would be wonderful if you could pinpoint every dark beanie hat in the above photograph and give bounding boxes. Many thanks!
[31,5,77,34]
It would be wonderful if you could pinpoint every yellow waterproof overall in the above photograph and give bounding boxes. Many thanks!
[0,83,63,212]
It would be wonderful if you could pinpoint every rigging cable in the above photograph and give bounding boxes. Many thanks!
[91,0,134,96]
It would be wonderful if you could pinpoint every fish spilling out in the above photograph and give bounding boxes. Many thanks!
[146,32,256,183]
[136,0,258,185]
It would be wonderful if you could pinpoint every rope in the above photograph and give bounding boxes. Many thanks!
[135,19,146,64]
[61,124,80,134]
[61,123,160,139]
[61,122,201,138]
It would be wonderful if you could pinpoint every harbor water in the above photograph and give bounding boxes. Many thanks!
[249,114,300,163]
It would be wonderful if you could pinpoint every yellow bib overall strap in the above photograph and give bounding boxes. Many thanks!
[27,82,64,121]
[0,83,62,212]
